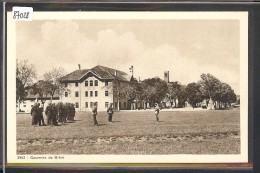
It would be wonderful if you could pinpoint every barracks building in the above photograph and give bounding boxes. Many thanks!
[60,65,131,111]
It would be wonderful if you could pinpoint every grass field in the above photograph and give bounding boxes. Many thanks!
[17,108,240,155]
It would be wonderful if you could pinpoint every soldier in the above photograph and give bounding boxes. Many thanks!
[64,103,70,121]
[38,104,46,126]
[61,104,67,123]
[30,103,39,127]
[155,103,160,122]
[71,104,76,121]
[92,102,98,126]
[107,103,114,123]
[56,102,63,123]
[66,103,72,121]
[45,102,52,126]
[52,103,58,126]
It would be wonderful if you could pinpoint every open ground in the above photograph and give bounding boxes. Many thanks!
[17,108,240,155]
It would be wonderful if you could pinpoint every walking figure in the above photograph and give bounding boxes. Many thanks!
[155,103,160,122]
[92,102,98,126]
[107,103,114,123]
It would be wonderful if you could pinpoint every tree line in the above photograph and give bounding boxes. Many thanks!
[16,59,67,110]
[16,59,237,111]
[112,74,237,110]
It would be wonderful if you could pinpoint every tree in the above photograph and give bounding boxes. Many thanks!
[199,73,222,110]
[168,81,182,107]
[185,82,204,108]
[111,79,135,110]
[16,59,37,111]
[16,78,26,111]
[218,83,237,109]
[142,77,168,106]
[43,67,67,101]
[17,59,37,87]
[29,80,54,109]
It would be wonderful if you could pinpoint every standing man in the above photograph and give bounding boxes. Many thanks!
[92,102,98,126]
[31,103,38,127]
[38,104,46,126]
[107,103,114,123]
[45,102,52,126]
[52,103,58,126]
[155,103,160,122]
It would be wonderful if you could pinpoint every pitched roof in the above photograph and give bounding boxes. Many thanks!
[24,87,60,100]
[61,65,131,82]
[60,69,89,82]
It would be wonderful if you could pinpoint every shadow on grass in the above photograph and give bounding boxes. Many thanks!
[97,124,106,126]
[158,121,164,122]
[112,121,121,123]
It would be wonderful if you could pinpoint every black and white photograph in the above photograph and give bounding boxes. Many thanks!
[7,11,248,163]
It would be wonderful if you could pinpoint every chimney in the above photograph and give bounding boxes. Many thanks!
[114,70,117,76]
[164,71,169,83]
[78,64,81,70]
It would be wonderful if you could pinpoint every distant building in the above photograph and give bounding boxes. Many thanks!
[16,89,60,113]
[60,65,131,111]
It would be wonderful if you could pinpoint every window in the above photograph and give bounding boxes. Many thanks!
[105,81,109,86]
[90,80,93,86]
[90,91,93,97]
[105,102,109,108]
[95,80,98,86]
[23,105,26,107]
[95,91,98,97]
[65,92,68,97]
[75,83,78,87]
[75,102,79,108]
[105,91,109,96]
[85,91,88,97]
[85,102,88,108]
[90,102,93,108]
[75,91,79,97]
[65,83,68,87]
[124,102,127,108]
[85,81,88,86]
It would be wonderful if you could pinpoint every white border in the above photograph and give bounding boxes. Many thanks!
[7,12,248,164]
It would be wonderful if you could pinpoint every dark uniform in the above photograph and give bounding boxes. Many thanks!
[107,104,114,123]
[45,104,52,126]
[38,107,45,126]
[30,104,38,126]
[52,103,58,126]
[72,105,76,121]
[155,104,160,122]
[92,103,98,126]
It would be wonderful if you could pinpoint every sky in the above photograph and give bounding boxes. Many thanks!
[16,19,240,94]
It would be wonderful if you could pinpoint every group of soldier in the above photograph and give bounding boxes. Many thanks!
[30,102,76,127]
[31,101,160,127]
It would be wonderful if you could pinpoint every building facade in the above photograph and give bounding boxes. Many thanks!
[16,95,60,113]
[60,65,131,111]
